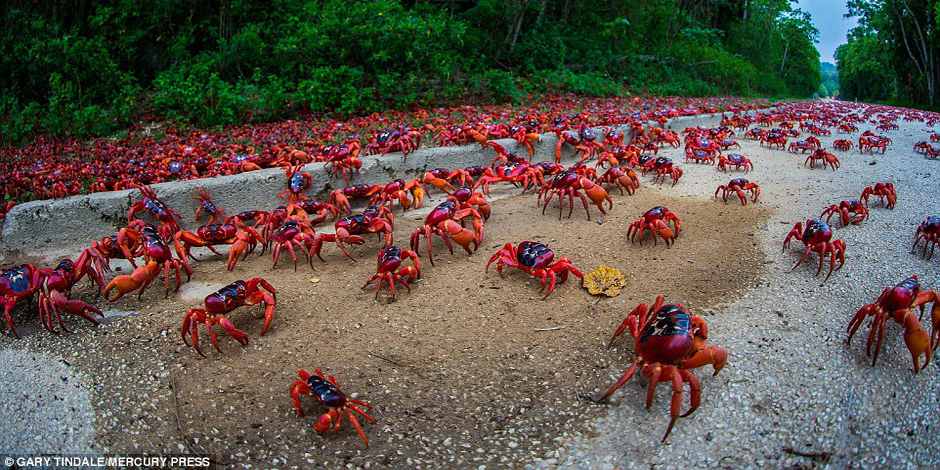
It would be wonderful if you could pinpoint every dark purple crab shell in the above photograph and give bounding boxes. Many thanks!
[517,241,554,269]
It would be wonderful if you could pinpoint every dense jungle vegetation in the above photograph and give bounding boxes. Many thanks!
[0,0,822,143]
[837,0,939,108]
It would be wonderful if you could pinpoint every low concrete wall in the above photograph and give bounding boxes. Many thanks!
[0,109,769,264]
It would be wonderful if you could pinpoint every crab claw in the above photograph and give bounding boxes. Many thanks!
[315,409,339,433]
[898,310,931,373]
[680,346,728,376]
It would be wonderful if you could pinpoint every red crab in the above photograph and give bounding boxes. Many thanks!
[409,200,483,266]
[554,124,603,162]
[597,166,639,196]
[279,163,312,204]
[364,127,422,160]
[821,200,869,227]
[913,215,940,259]
[127,185,183,241]
[833,139,853,151]
[328,184,382,214]
[847,276,940,372]
[270,220,318,270]
[537,170,612,220]
[324,138,363,184]
[782,219,846,282]
[474,161,545,194]
[173,223,265,271]
[715,179,760,205]
[37,258,105,335]
[423,168,462,193]
[362,246,421,299]
[627,206,681,246]
[104,222,192,300]
[226,210,271,231]
[181,278,277,356]
[312,205,394,261]
[486,241,583,300]
[368,178,425,211]
[1,264,46,337]
[294,199,341,225]
[684,150,716,165]
[448,186,492,221]
[289,369,376,447]
[192,187,226,224]
[592,296,727,442]
[717,153,753,173]
[860,182,897,209]
[643,157,683,185]
[804,147,840,170]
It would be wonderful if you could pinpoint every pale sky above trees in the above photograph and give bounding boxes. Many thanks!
[797,0,858,63]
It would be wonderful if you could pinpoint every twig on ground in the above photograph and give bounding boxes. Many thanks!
[367,350,410,367]
[782,445,833,461]
[534,326,568,331]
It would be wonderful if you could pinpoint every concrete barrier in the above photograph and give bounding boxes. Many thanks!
[0,108,771,264]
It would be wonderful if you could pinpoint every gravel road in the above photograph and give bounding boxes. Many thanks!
[2,101,938,469]
[551,103,940,469]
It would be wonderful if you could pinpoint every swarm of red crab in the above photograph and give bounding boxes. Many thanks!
[8,96,940,450]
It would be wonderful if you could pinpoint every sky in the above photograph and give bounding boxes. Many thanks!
[797,0,858,64]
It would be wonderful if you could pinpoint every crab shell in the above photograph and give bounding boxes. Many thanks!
[636,305,695,364]
[517,241,554,269]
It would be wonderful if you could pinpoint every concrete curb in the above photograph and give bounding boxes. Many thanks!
[1,109,770,264]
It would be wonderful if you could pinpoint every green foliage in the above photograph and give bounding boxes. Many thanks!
[840,0,939,108]
[0,0,824,143]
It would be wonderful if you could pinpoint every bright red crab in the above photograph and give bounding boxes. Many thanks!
[642,157,683,185]
[324,138,363,184]
[181,278,277,356]
[294,199,341,226]
[715,178,760,205]
[279,162,312,204]
[821,200,869,227]
[804,148,840,171]
[173,223,265,271]
[38,258,105,335]
[833,139,853,151]
[328,184,382,214]
[847,276,940,372]
[368,178,425,211]
[364,127,422,160]
[592,296,727,442]
[1,264,46,337]
[362,245,421,299]
[717,153,753,173]
[536,170,612,220]
[486,241,583,300]
[597,166,639,195]
[104,222,192,300]
[192,187,226,224]
[290,369,376,447]
[448,186,491,221]
[782,219,846,282]
[270,219,317,270]
[860,182,897,209]
[312,205,394,261]
[127,185,183,241]
[627,206,681,246]
[913,215,940,259]
[409,200,483,266]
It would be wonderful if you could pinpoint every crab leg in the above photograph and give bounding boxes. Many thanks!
[593,360,639,403]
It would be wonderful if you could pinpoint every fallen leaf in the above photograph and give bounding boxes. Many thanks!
[583,264,627,297]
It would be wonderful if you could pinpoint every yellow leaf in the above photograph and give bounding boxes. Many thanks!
[583,264,627,297]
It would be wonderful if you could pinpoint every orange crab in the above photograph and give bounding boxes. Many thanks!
[591,296,727,441]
